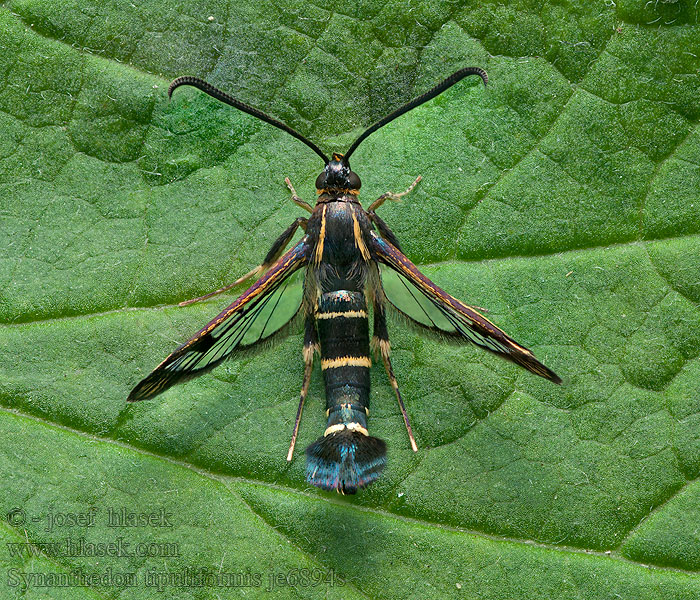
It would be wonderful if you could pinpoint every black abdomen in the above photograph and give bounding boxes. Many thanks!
[316,290,370,429]
[306,289,385,494]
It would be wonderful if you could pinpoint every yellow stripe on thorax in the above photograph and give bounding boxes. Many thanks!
[313,204,327,265]
[352,211,371,261]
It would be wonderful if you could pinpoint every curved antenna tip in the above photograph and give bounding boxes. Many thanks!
[168,76,200,99]
[472,66,488,87]
[451,66,488,88]
[344,66,488,160]
[165,76,329,164]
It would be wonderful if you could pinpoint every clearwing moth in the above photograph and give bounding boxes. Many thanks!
[128,68,561,494]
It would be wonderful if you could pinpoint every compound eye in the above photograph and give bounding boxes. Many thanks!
[348,171,361,190]
[315,171,326,190]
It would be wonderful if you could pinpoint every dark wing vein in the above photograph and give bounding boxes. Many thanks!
[128,238,309,401]
[371,232,561,383]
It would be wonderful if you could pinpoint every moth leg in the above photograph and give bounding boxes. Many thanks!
[372,298,418,452]
[287,316,318,461]
[179,217,308,306]
[285,177,313,214]
[367,175,422,212]
[367,210,403,251]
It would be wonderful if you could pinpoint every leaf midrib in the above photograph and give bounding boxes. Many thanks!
[2,404,697,575]
[4,231,700,327]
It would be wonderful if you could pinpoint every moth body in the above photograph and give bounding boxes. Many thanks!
[128,67,561,494]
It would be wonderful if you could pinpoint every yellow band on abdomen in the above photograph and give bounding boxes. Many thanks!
[321,356,371,370]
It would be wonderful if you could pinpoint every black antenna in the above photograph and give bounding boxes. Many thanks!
[168,77,330,165]
[344,67,488,161]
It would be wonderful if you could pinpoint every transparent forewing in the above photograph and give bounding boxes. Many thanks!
[171,268,304,369]
[128,238,309,401]
[380,264,513,353]
[380,265,457,333]
[219,268,304,348]
[371,232,561,383]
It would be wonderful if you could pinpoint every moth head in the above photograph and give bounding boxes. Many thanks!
[315,152,361,192]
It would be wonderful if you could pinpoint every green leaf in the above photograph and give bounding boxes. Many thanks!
[2,1,700,597]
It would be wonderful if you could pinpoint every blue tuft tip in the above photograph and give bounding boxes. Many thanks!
[305,430,387,494]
